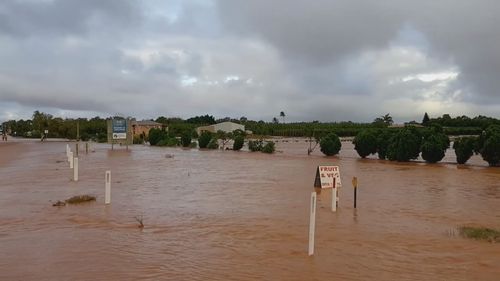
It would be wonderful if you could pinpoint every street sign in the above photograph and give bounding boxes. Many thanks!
[112,119,127,139]
[314,166,341,188]
[352,176,358,188]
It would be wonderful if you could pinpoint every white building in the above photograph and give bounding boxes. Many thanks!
[196,121,245,135]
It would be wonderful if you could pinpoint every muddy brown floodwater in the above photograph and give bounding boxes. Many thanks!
[1,139,499,280]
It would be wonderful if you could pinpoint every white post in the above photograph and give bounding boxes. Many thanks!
[73,157,78,181]
[66,144,69,157]
[69,152,74,169]
[331,187,337,212]
[105,171,111,204]
[308,191,317,256]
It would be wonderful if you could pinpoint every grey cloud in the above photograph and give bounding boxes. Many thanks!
[0,0,142,38]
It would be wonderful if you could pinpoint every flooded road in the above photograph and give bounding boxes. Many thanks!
[1,139,499,280]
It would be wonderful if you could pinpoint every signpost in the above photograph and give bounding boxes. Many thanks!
[314,165,341,212]
[107,118,132,150]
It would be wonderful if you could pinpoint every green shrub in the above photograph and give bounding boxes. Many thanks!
[262,141,275,154]
[477,126,500,166]
[149,128,167,146]
[248,139,263,152]
[207,138,219,149]
[453,137,476,164]
[320,133,341,156]
[233,135,244,151]
[376,129,393,159]
[353,130,377,158]
[198,131,212,148]
[181,131,192,147]
[421,134,447,163]
[387,127,421,162]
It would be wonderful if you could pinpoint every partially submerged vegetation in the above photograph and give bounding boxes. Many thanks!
[458,226,500,243]
[52,195,97,206]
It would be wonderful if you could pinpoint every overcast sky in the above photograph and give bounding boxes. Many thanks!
[1,0,500,123]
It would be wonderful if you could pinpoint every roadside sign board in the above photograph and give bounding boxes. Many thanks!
[112,119,127,139]
[107,118,133,146]
[314,166,341,189]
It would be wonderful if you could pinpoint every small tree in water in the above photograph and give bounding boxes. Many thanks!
[387,127,421,162]
[353,129,378,158]
[453,137,476,164]
[320,132,341,156]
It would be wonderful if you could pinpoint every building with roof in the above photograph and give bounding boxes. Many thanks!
[131,120,164,138]
[196,121,245,136]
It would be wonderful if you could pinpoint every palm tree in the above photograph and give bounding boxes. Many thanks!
[280,111,285,123]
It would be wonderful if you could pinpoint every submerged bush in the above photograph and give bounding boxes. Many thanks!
[421,129,449,163]
[233,135,244,151]
[65,195,96,204]
[181,131,192,147]
[207,138,219,149]
[320,133,341,156]
[198,131,212,148]
[476,126,500,166]
[353,130,377,158]
[262,141,276,154]
[387,127,421,162]
[248,139,264,152]
[453,137,476,164]
[458,226,500,243]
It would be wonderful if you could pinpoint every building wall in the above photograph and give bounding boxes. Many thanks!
[133,124,162,137]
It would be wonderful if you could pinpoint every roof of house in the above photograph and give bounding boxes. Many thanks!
[135,120,162,126]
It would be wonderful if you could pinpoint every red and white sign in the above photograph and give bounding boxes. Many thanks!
[314,166,342,189]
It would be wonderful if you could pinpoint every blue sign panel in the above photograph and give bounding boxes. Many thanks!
[112,119,127,133]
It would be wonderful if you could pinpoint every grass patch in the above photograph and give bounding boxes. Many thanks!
[458,226,500,243]
[65,195,96,204]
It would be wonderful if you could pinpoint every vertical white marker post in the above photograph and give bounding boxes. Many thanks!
[308,191,317,256]
[105,171,111,204]
[331,178,337,212]
[66,144,69,157]
[69,152,74,169]
[73,157,78,181]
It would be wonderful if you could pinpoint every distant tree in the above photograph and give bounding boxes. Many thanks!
[422,112,430,126]
[320,132,341,156]
[239,116,248,123]
[180,131,192,147]
[186,115,216,125]
[387,127,421,162]
[233,135,244,151]
[420,125,450,163]
[148,128,166,146]
[453,137,476,164]
[476,125,500,166]
[280,111,285,123]
[373,113,393,126]
[272,117,279,124]
[376,129,394,159]
[353,130,378,158]
[198,131,212,148]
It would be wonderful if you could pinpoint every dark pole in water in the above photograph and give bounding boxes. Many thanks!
[352,176,358,209]
[354,186,357,208]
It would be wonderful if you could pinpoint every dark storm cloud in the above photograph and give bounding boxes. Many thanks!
[216,0,500,106]
[2,0,500,122]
